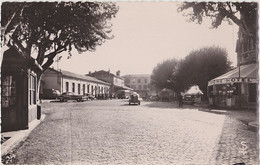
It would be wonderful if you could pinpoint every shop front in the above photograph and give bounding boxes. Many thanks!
[208,63,257,109]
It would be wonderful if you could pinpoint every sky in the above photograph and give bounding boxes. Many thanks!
[54,2,239,76]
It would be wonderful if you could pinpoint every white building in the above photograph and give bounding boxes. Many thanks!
[41,68,111,98]
[122,74,151,98]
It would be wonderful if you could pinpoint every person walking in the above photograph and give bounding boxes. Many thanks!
[178,93,183,107]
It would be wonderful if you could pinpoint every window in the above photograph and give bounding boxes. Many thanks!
[91,85,94,95]
[2,75,16,107]
[139,85,142,89]
[145,79,147,83]
[29,73,37,105]
[72,83,75,92]
[78,84,80,94]
[83,84,85,95]
[138,79,141,83]
[144,85,147,90]
[87,85,90,93]
[125,78,130,84]
[131,85,136,89]
[66,82,69,92]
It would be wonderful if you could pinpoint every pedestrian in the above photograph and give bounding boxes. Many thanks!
[178,93,183,107]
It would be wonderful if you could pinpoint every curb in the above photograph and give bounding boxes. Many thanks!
[248,121,258,130]
[1,114,46,157]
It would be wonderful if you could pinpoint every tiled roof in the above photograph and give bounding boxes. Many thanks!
[122,74,151,78]
[88,70,124,80]
[60,69,110,85]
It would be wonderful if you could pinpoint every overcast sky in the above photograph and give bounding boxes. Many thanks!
[54,2,239,76]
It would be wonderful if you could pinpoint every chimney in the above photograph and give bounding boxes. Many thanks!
[116,70,120,76]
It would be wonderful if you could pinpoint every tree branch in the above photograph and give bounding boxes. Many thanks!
[1,3,29,47]
[41,47,66,71]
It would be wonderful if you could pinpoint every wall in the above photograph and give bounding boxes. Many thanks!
[62,77,110,96]
[113,77,124,87]
[124,76,150,91]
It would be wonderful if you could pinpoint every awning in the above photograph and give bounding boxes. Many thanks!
[208,63,258,86]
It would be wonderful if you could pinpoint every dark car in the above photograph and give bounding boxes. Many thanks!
[182,94,195,105]
[41,89,60,99]
[129,93,142,105]
[84,93,95,100]
[58,92,87,102]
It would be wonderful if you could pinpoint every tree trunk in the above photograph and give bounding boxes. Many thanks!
[37,72,43,104]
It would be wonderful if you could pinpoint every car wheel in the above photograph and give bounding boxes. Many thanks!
[77,99,81,102]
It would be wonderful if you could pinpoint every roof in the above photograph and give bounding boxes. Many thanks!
[122,74,151,78]
[186,85,203,95]
[208,63,258,86]
[88,70,124,80]
[47,68,110,85]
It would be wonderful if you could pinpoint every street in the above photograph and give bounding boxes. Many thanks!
[11,99,258,164]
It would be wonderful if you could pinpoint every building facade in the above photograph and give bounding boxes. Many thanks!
[87,70,131,98]
[41,68,111,98]
[1,47,42,132]
[122,74,151,98]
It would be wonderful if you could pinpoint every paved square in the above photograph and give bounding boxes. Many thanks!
[9,100,258,164]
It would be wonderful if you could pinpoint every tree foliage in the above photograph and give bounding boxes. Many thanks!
[151,59,178,90]
[178,2,258,39]
[1,2,118,72]
[173,46,231,96]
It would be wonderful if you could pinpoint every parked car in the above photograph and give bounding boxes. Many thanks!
[150,95,159,101]
[129,93,142,105]
[41,89,60,99]
[84,93,95,100]
[182,94,195,105]
[58,92,87,102]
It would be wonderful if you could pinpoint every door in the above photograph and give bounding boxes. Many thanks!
[1,72,28,132]
[249,83,257,102]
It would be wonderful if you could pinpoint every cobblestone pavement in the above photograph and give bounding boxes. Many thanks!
[10,100,258,164]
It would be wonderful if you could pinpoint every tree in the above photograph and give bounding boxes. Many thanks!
[151,59,179,91]
[178,2,258,63]
[178,2,257,36]
[1,2,118,99]
[173,46,231,96]
[1,2,118,71]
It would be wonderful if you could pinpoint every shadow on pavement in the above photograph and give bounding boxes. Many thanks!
[213,112,258,164]
[121,104,140,106]
[144,101,198,110]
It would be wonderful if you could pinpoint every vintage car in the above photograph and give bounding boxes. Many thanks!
[129,93,142,105]
[182,94,195,105]
[58,92,87,102]
[84,93,95,100]
[41,89,60,99]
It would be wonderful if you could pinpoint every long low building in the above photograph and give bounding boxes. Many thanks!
[41,68,111,98]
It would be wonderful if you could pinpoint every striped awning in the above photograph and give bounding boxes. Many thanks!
[208,63,258,86]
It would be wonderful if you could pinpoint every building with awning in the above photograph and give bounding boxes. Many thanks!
[208,63,258,109]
